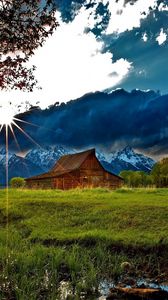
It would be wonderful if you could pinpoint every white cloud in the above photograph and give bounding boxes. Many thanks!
[156,28,167,45]
[2,0,161,112]
[142,33,148,42]
[1,6,132,111]
[105,0,157,34]
[158,3,168,11]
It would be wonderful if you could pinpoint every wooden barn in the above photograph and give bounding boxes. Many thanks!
[25,149,123,189]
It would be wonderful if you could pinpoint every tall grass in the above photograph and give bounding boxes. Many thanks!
[0,188,167,299]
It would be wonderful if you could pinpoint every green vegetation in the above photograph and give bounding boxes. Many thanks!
[119,170,153,187]
[10,177,25,188]
[0,188,168,299]
[151,158,168,187]
[120,157,168,188]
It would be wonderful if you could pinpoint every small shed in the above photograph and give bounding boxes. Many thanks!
[25,149,123,189]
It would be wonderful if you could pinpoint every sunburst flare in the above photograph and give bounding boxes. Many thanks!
[0,104,42,271]
[0,106,15,126]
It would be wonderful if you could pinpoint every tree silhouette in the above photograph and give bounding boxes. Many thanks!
[0,0,59,91]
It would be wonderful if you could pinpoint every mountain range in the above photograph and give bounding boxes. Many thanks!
[0,145,156,185]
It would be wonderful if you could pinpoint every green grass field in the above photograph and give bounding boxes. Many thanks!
[0,188,168,299]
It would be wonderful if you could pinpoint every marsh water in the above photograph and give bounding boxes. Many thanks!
[59,279,168,300]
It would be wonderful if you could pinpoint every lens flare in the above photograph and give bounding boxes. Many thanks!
[0,106,15,126]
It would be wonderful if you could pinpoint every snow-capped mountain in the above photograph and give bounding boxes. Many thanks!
[25,145,74,171]
[109,146,156,174]
[0,145,156,185]
[0,147,44,185]
[0,148,13,166]
[96,151,108,162]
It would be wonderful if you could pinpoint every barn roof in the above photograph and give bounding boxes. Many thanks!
[51,149,95,172]
[26,149,95,180]
[26,148,123,181]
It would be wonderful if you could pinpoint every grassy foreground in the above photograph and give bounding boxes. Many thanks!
[0,188,168,299]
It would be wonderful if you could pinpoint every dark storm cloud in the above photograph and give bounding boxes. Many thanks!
[5,90,168,157]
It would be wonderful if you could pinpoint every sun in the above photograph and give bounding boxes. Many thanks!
[0,106,15,126]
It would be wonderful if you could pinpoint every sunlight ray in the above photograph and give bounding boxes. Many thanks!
[13,117,58,134]
[9,124,31,177]
[9,124,20,152]
[12,119,81,185]
[14,117,42,129]
[5,125,8,187]
[12,121,42,149]
[0,124,4,133]
[12,118,76,175]
[5,124,9,267]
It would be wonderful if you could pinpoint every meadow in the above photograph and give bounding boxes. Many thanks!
[0,188,168,299]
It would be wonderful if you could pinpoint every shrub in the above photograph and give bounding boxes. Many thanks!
[10,177,25,188]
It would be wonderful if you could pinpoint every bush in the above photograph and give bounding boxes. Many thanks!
[10,177,25,188]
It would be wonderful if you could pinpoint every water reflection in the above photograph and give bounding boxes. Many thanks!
[58,279,168,300]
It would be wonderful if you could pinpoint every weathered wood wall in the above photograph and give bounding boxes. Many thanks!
[26,152,123,189]
[53,171,80,190]
[79,153,122,189]
[26,178,53,189]
[52,153,122,189]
